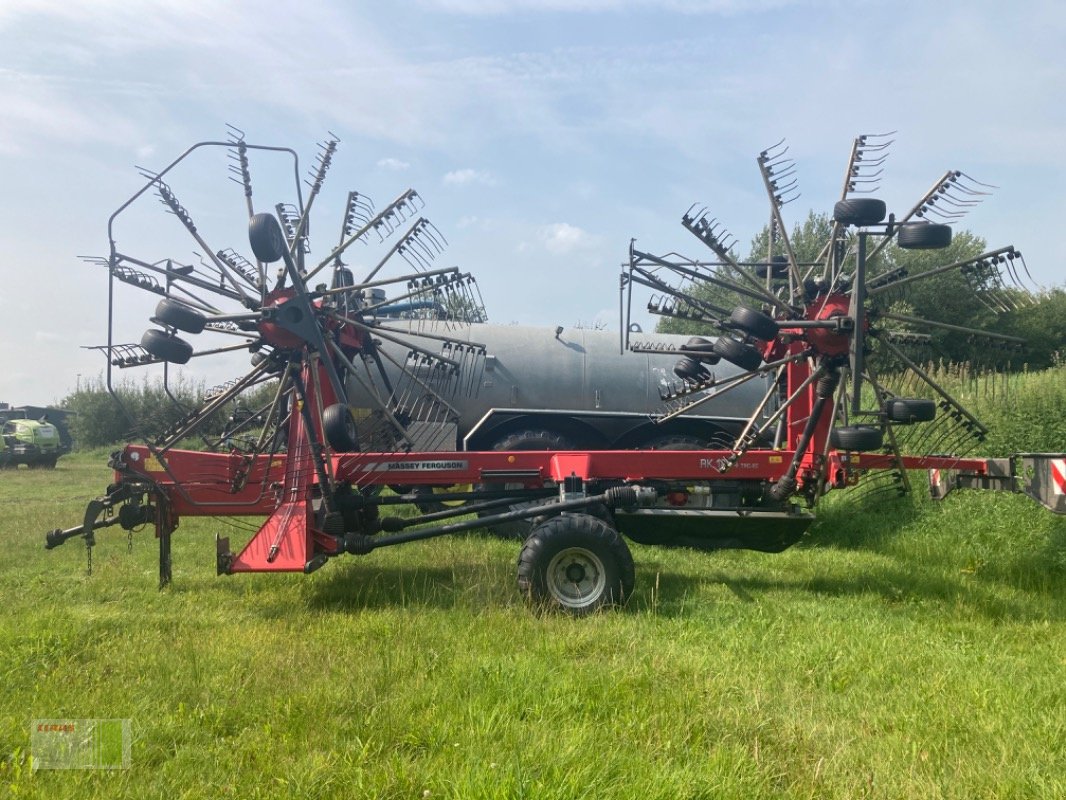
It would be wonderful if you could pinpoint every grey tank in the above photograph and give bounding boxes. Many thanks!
[351,321,771,451]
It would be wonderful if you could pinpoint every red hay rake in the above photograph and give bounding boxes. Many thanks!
[46,131,1064,615]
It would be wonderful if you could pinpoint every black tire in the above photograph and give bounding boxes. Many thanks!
[680,337,720,364]
[41,457,58,470]
[154,298,206,334]
[517,513,635,615]
[833,198,887,227]
[141,329,193,365]
[248,212,289,264]
[897,222,952,250]
[729,305,778,342]
[409,484,473,514]
[829,425,884,452]
[755,255,789,279]
[712,336,763,372]
[886,398,937,424]
[322,403,359,452]
[642,434,707,450]
[477,429,575,539]
[673,356,710,383]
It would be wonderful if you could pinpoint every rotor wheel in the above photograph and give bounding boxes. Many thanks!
[680,336,720,363]
[322,403,360,452]
[141,329,193,365]
[755,254,789,279]
[833,198,887,227]
[153,298,206,334]
[829,425,884,452]
[729,305,778,342]
[673,356,710,383]
[886,398,937,424]
[248,212,290,263]
[712,336,763,372]
[897,222,952,250]
[517,513,634,615]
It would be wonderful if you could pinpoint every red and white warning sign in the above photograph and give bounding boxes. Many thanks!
[1052,459,1066,496]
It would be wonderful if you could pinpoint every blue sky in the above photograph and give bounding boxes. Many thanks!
[2,0,1063,405]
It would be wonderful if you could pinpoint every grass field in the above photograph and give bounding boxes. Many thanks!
[1,370,1064,798]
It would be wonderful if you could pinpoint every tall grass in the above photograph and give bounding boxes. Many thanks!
[1,369,1063,798]
[889,361,1066,454]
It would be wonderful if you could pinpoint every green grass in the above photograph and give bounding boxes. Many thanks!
[2,378,1065,797]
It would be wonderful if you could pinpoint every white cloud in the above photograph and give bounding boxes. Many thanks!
[377,157,410,170]
[539,222,599,255]
[443,168,498,187]
[419,0,796,13]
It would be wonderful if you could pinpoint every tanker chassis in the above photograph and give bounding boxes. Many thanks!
[353,320,770,454]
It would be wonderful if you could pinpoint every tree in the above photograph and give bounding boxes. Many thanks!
[993,288,1066,369]
[871,230,993,364]
[63,374,231,449]
[655,211,833,335]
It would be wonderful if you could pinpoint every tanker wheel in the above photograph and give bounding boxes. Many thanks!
[409,483,474,514]
[517,513,634,616]
[642,434,707,450]
[477,429,575,540]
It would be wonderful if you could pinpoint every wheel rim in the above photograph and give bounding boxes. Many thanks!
[545,546,607,610]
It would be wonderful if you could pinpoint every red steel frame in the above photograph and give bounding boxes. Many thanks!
[107,332,998,575]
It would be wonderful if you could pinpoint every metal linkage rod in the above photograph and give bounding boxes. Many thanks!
[866,246,1020,297]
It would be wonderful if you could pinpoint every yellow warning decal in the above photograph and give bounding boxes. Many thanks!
[768,455,783,464]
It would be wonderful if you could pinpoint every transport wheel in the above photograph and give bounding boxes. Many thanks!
[897,222,952,250]
[141,328,193,365]
[517,513,635,616]
[712,336,763,372]
[729,305,778,342]
[833,198,887,226]
[829,425,884,452]
[886,398,937,424]
[248,212,289,263]
[322,403,359,452]
[153,298,206,334]
[477,429,575,539]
